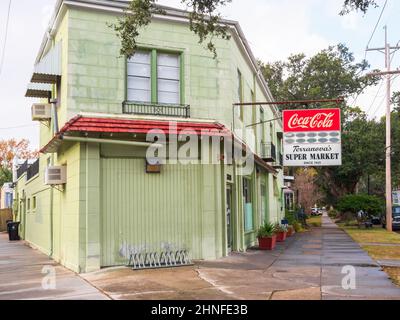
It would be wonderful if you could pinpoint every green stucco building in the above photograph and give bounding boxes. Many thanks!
[14,0,285,273]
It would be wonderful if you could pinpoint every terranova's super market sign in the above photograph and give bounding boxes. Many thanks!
[283,108,342,167]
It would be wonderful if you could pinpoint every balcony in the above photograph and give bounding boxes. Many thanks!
[123,101,190,118]
[261,142,276,162]
[273,153,283,170]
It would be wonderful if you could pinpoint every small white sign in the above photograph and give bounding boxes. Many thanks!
[393,190,400,206]
[284,143,342,167]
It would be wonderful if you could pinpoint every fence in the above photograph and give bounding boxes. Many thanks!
[0,209,13,232]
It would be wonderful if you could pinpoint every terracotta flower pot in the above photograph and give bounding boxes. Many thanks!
[276,231,287,242]
[258,235,277,250]
[287,227,295,237]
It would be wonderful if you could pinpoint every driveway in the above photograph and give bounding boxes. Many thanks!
[0,233,109,300]
[83,214,400,300]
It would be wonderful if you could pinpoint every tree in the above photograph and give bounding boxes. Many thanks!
[292,168,323,214]
[260,45,383,202]
[0,139,38,185]
[340,0,378,15]
[336,194,384,217]
[260,44,377,102]
[110,0,232,58]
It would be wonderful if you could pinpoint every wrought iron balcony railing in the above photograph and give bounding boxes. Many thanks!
[261,142,276,162]
[273,153,283,169]
[123,101,190,118]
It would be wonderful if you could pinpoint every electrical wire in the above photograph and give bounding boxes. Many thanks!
[0,0,11,76]
[364,0,388,60]
[0,124,36,130]
[0,0,12,76]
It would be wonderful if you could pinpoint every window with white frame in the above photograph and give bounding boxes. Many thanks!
[127,51,151,103]
[127,50,181,105]
[157,53,180,104]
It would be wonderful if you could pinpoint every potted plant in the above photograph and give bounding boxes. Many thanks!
[275,224,288,242]
[287,225,295,237]
[257,222,277,250]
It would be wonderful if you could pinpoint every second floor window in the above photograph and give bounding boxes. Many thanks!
[127,51,151,103]
[157,53,180,104]
[127,50,181,105]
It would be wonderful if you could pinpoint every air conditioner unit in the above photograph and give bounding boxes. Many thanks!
[32,103,51,121]
[45,166,67,185]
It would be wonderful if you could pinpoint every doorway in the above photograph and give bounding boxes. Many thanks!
[226,184,233,251]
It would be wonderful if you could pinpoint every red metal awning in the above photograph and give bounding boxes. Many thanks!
[40,115,277,174]
[59,116,231,136]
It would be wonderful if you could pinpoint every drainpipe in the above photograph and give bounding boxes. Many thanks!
[49,98,58,258]
[50,99,58,135]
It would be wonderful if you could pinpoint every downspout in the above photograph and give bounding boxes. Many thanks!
[49,98,58,258]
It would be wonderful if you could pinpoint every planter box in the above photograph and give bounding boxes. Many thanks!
[258,235,276,250]
[276,231,287,242]
[287,227,295,237]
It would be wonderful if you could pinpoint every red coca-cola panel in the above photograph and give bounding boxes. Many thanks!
[283,108,341,132]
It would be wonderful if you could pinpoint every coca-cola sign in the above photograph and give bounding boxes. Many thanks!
[283,108,342,167]
[283,109,341,132]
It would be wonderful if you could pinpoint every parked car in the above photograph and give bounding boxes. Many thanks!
[370,215,381,225]
[311,207,322,216]
[381,206,400,231]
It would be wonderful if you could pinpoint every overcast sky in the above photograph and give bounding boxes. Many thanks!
[0,0,399,149]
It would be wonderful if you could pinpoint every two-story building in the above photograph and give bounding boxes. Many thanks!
[15,0,285,273]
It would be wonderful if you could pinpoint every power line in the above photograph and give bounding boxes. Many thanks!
[366,79,384,115]
[0,124,36,130]
[0,0,12,76]
[364,0,388,60]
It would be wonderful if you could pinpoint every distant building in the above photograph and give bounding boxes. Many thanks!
[0,182,14,209]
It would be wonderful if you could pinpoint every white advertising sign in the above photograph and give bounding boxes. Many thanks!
[283,108,342,167]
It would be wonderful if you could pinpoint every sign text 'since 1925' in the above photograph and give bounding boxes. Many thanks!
[283,108,342,167]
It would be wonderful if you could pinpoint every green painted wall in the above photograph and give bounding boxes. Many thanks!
[21,4,285,272]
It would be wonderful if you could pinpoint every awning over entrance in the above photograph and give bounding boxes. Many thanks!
[30,41,62,84]
[39,115,278,174]
[58,116,232,136]
[40,115,231,153]
[25,83,52,99]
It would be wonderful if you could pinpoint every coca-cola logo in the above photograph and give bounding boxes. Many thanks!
[288,112,335,130]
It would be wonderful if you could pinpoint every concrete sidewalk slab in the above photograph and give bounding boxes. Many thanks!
[0,233,109,300]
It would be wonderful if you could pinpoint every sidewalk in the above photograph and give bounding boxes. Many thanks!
[0,233,109,300]
[84,214,400,300]
[1,215,400,300]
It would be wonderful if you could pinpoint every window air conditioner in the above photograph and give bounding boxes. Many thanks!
[32,103,51,121]
[45,166,66,185]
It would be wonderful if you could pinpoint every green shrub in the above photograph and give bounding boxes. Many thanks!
[336,194,384,218]
[257,222,276,238]
[328,208,339,219]
[285,210,297,225]
[293,221,303,232]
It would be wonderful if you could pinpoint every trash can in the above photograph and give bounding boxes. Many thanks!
[7,222,20,241]
[6,220,13,233]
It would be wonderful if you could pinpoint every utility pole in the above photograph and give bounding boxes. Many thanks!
[367,26,400,232]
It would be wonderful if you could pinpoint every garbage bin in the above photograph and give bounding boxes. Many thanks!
[7,222,20,241]
[6,220,13,233]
